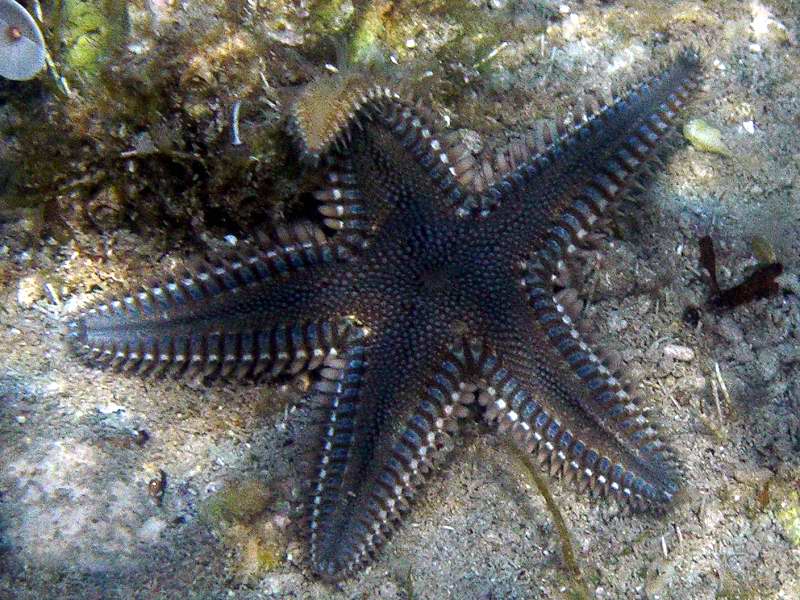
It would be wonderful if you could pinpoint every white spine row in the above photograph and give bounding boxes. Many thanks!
[67,225,349,381]
[458,56,698,218]
[496,71,697,508]
[308,338,470,580]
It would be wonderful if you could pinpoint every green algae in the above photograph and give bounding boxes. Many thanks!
[57,0,129,78]
[776,490,800,548]
[505,441,591,600]
[201,479,272,526]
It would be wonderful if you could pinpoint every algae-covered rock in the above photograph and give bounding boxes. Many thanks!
[201,479,272,526]
[201,480,288,581]
[235,522,286,579]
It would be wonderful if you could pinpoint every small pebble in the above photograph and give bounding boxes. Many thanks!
[273,514,291,530]
[683,374,707,392]
[17,273,45,307]
[16,415,27,424]
[608,311,628,333]
[742,120,755,134]
[405,38,416,49]
[97,402,127,415]
[662,344,695,362]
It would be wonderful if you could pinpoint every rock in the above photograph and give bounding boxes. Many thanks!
[756,348,780,382]
[17,273,44,307]
[715,317,744,344]
[777,272,800,296]
[662,344,695,362]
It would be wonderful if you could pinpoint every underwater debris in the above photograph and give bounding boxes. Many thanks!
[698,235,783,310]
[0,0,46,81]
[147,469,167,505]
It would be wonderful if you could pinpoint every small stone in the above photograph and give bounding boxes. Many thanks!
[272,514,291,530]
[456,129,483,155]
[742,120,755,134]
[17,273,45,307]
[608,311,628,333]
[16,415,27,424]
[405,38,416,49]
[662,344,695,362]
[756,348,780,381]
[138,517,167,543]
[715,317,744,344]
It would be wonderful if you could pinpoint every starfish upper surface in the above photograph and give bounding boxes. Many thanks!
[68,50,702,581]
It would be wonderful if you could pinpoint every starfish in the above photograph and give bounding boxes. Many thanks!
[67,50,701,581]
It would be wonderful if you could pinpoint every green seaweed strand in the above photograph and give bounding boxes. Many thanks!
[506,441,591,600]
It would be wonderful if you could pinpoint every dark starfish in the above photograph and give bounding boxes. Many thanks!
[67,50,702,581]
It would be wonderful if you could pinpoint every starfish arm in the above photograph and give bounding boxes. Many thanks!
[291,79,485,242]
[307,329,473,581]
[67,225,350,381]
[466,49,701,222]
[312,112,476,251]
[466,321,681,511]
